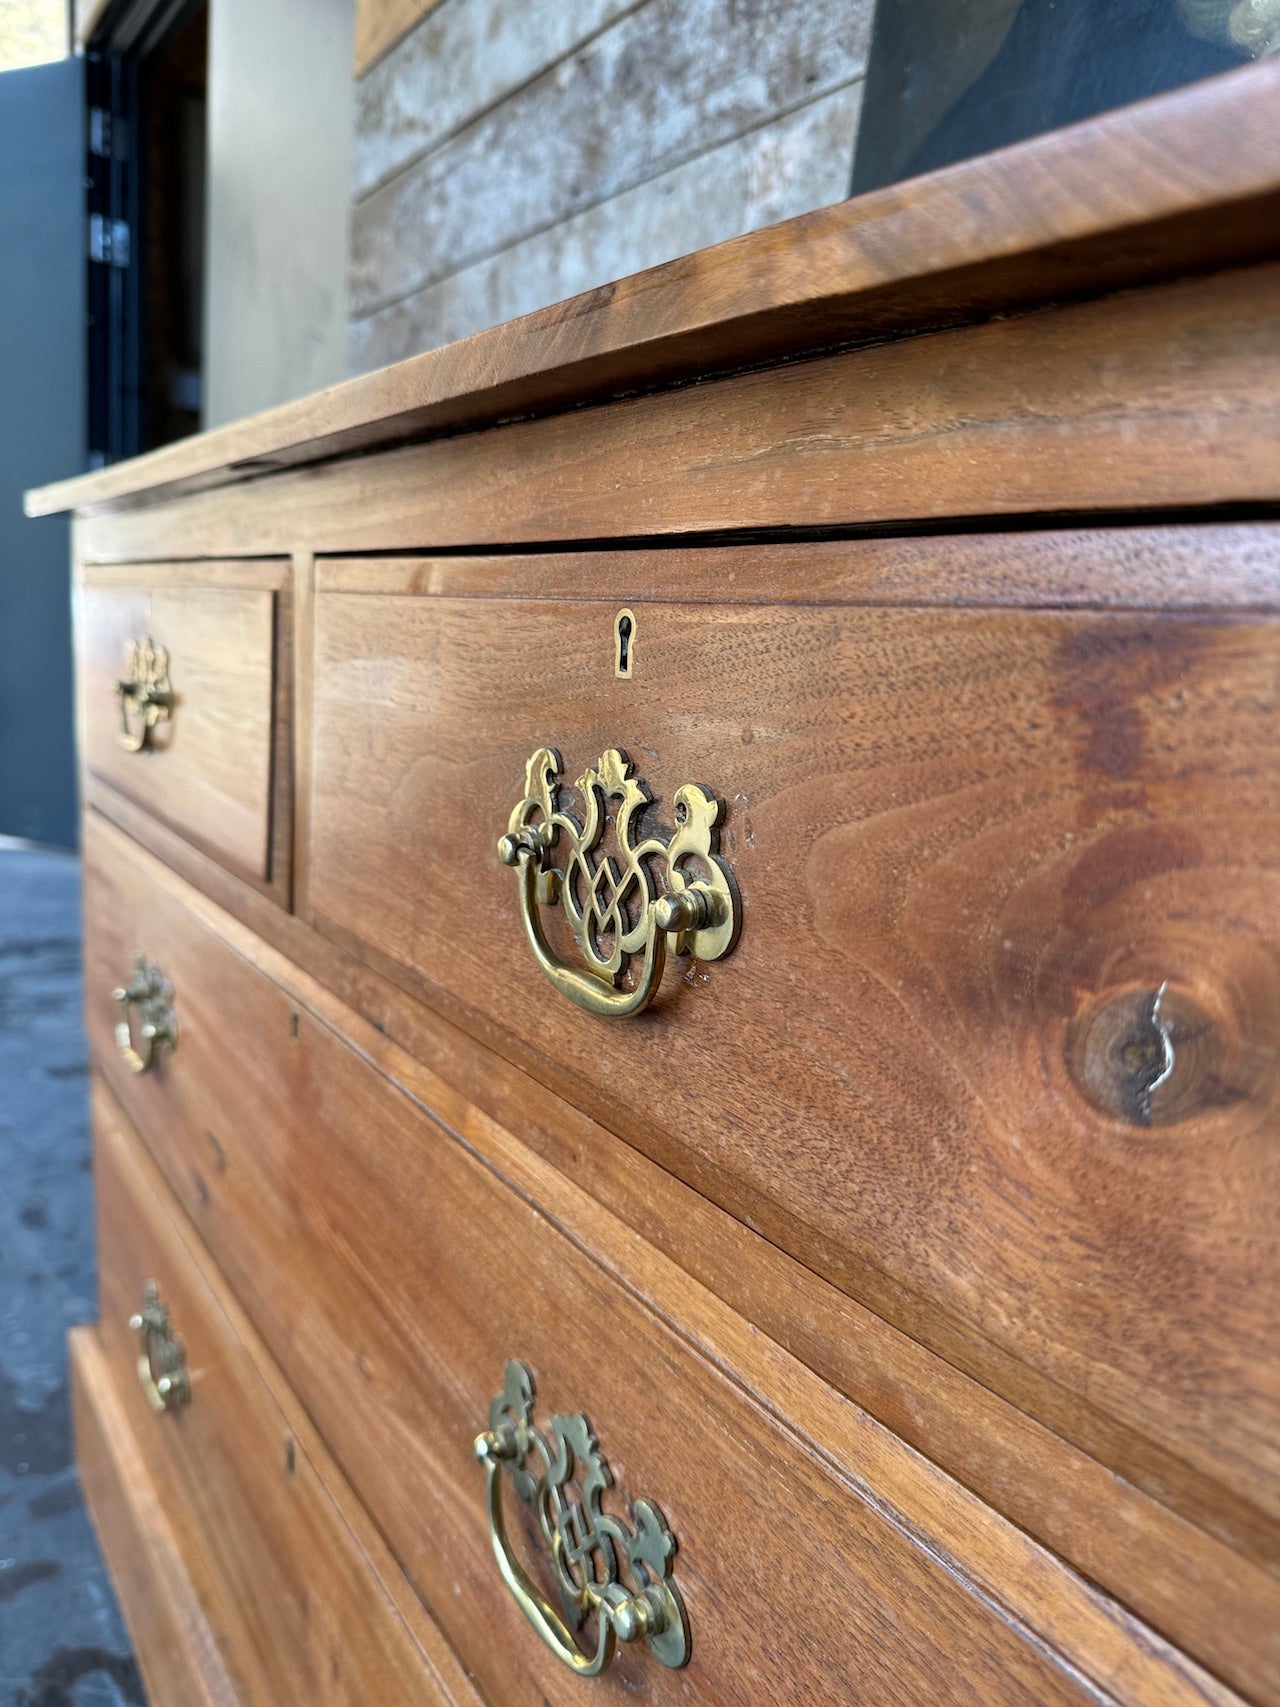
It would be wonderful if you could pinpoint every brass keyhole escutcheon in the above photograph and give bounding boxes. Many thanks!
[614,608,635,678]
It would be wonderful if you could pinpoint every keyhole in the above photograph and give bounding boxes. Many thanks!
[614,608,636,678]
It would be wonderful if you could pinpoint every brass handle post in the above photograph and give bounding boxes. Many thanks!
[113,954,178,1073]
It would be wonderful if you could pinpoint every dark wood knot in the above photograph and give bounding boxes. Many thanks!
[1066,983,1220,1128]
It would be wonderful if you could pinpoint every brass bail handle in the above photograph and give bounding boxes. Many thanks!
[475,1431,619,1677]
[497,747,740,1019]
[474,1361,689,1676]
[129,1282,191,1413]
[113,954,178,1074]
[116,634,173,752]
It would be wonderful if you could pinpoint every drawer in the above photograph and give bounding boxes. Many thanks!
[78,563,287,887]
[82,820,1248,1707]
[304,543,1280,1547]
[89,1071,478,1707]
[71,1326,239,1707]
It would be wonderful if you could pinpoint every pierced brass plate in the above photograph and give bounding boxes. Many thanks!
[116,634,173,752]
[497,746,740,1017]
[129,1282,190,1413]
[113,954,178,1074]
[475,1360,689,1675]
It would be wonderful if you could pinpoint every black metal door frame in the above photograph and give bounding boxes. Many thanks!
[84,0,205,465]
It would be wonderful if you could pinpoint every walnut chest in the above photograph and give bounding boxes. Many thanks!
[28,64,1280,1707]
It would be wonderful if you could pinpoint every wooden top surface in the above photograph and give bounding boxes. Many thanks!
[28,59,1280,519]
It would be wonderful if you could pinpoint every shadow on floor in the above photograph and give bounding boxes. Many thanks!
[0,847,143,1706]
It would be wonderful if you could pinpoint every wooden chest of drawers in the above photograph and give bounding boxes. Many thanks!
[30,66,1280,1705]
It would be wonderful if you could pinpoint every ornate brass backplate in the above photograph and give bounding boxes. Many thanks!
[113,954,178,1074]
[129,1281,191,1413]
[474,1360,689,1675]
[497,747,740,1017]
[116,634,173,752]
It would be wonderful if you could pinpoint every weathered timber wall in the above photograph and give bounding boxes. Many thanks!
[347,0,872,373]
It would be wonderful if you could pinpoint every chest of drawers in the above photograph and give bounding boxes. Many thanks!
[29,65,1280,1706]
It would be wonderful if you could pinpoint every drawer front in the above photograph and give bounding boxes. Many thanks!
[305,546,1280,1541]
[79,568,282,882]
[92,1070,474,1707]
[83,822,1245,1707]
[71,1325,240,1707]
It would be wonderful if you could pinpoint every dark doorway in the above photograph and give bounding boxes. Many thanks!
[86,0,208,464]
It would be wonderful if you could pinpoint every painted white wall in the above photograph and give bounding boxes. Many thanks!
[0,0,67,71]
[204,0,354,427]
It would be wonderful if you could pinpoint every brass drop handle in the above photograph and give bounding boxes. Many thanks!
[497,747,740,1019]
[474,1361,689,1675]
[116,634,173,752]
[113,954,178,1073]
[129,1282,191,1413]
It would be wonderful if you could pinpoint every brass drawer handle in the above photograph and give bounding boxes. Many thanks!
[116,634,173,752]
[497,747,740,1018]
[129,1282,191,1412]
[475,1361,689,1675]
[113,954,178,1073]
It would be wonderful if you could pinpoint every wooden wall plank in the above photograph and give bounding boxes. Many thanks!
[354,0,445,77]
[354,0,636,200]
[349,0,872,318]
[350,82,863,371]
[81,264,1280,562]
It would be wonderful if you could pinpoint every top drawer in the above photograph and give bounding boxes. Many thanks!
[78,563,286,885]
[305,535,1280,1561]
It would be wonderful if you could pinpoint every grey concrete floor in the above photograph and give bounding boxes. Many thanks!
[0,848,143,1706]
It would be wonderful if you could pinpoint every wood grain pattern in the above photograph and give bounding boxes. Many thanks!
[71,1328,240,1707]
[75,262,1280,563]
[82,801,1280,1704]
[78,571,282,884]
[77,532,1280,1694]
[80,826,1252,1707]
[90,1076,482,1707]
[26,62,1280,518]
[304,561,1280,1556]
[355,0,446,75]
